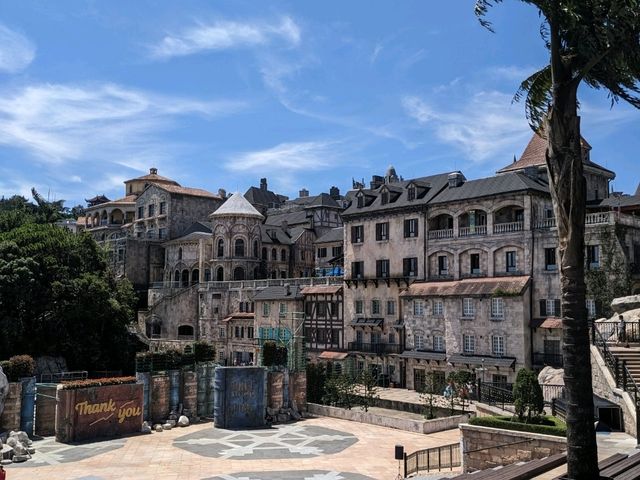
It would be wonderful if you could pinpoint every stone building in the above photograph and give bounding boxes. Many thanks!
[314,227,344,276]
[302,285,345,359]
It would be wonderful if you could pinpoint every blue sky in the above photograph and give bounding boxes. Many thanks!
[0,0,639,207]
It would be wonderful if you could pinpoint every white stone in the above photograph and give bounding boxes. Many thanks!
[162,423,172,430]
[154,424,163,432]
[538,366,564,386]
[177,415,189,427]
[141,421,152,434]
[611,295,640,314]
[166,419,176,427]
[0,365,8,418]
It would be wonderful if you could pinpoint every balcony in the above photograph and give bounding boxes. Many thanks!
[347,342,402,355]
[428,229,453,240]
[533,218,556,229]
[458,225,487,237]
[493,221,523,234]
[533,352,563,368]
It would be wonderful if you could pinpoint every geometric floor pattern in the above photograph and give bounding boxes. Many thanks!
[174,424,358,460]
[7,436,126,468]
[204,471,376,480]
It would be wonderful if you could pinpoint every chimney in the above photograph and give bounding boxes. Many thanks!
[217,188,227,198]
[260,178,268,191]
[281,220,288,231]
[150,167,158,175]
[299,188,309,198]
[329,186,340,199]
[370,175,384,190]
[448,172,465,188]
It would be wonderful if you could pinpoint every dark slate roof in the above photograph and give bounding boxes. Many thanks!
[182,221,213,236]
[306,193,342,208]
[244,186,283,207]
[288,226,307,242]
[264,209,309,227]
[316,227,343,244]
[447,354,516,369]
[400,350,447,361]
[251,285,303,301]
[342,172,452,217]
[429,172,548,204]
[596,195,640,209]
[260,224,293,245]
[349,318,384,327]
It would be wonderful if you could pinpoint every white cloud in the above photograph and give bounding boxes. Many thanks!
[370,42,384,65]
[486,65,538,81]
[0,82,245,164]
[227,141,336,172]
[150,16,301,59]
[0,24,36,73]
[402,91,531,162]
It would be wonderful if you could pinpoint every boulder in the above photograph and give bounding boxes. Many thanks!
[276,413,289,423]
[141,421,152,434]
[538,366,564,387]
[612,295,640,314]
[177,415,189,427]
[12,454,28,463]
[154,424,163,432]
[162,423,172,430]
[610,308,640,323]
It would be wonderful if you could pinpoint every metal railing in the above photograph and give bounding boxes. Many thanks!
[38,370,88,383]
[404,443,461,477]
[459,225,487,237]
[533,352,564,368]
[594,321,640,343]
[347,342,402,355]
[493,221,524,234]
[477,380,514,410]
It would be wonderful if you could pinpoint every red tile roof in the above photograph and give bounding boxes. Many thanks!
[301,285,343,295]
[318,351,349,360]
[222,312,255,322]
[531,317,563,329]
[400,275,530,297]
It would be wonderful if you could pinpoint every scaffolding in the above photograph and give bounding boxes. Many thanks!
[257,311,306,372]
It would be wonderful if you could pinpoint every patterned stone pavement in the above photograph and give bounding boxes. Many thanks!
[2,416,460,480]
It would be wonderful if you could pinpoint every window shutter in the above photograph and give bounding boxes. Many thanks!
[539,299,547,317]
[351,226,357,242]
[595,299,603,318]
[404,220,409,237]
[554,299,561,317]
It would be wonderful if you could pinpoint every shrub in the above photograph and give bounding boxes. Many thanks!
[7,355,36,380]
[165,349,183,370]
[306,362,327,404]
[513,368,544,422]
[194,341,216,362]
[262,341,287,367]
[61,376,137,390]
[469,415,566,437]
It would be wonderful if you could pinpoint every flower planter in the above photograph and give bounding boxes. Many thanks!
[55,382,143,443]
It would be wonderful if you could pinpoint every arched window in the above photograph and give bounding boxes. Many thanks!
[151,324,161,336]
[262,247,267,260]
[217,238,224,258]
[191,269,199,284]
[235,238,245,257]
[178,247,183,260]
[204,268,211,282]
[281,249,287,261]
[272,248,277,260]
[253,240,259,258]
[174,270,180,283]
[233,267,245,280]
[216,266,224,282]
[181,269,189,287]
[178,325,194,337]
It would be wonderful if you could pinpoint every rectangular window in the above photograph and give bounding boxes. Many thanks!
[158,228,167,240]
[137,206,144,219]
[407,186,416,201]
[433,335,445,352]
[432,299,444,316]
[587,245,600,270]
[234,326,241,338]
[493,374,508,385]
[491,297,504,319]
[545,248,557,271]
[463,334,475,354]
[218,327,225,339]
[414,334,425,350]
[376,259,390,278]
[351,261,364,279]
[279,303,287,316]
[413,300,424,316]
[317,302,327,317]
[470,253,480,274]
[371,299,381,315]
[506,251,517,272]
[388,332,396,345]
[492,335,505,356]
[404,218,419,238]
[159,201,166,215]
[540,298,561,316]
[262,302,270,317]
[332,246,343,257]
[356,330,363,345]
[381,192,389,205]
[403,257,418,277]
[247,327,254,339]
[351,225,364,243]
[317,247,327,258]
[386,300,396,315]
[586,298,596,319]
[463,298,475,317]
[148,204,155,217]
[371,331,381,344]
[355,300,364,315]
[357,196,364,208]
[375,222,389,241]
[438,255,449,275]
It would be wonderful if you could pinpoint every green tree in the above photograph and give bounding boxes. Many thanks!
[513,368,545,423]
[476,2,640,476]
[0,223,137,371]
[359,369,379,412]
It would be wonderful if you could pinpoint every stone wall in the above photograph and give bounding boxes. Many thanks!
[308,403,470,434]
[459,423,566,472]
[0,382,22,431]
[590,345,637,436]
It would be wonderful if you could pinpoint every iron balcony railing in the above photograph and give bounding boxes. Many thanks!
[595,321,640,343]
[533,352,564,368]
[347,342,402,355]
[404,443,461,477]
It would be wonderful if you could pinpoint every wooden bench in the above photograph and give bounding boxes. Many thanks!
[444,453,567,480]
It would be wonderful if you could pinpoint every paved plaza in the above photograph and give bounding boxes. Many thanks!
[2,416,460,480]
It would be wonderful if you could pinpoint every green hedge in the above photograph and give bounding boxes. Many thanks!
[469,415,567,437]
[0,355,36,382]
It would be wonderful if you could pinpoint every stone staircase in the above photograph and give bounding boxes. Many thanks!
[608,346,640,387]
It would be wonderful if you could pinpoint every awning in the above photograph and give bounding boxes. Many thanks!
[393,319,405,330]
[222,312,255,322]
[447,354,516,369]
[400,276,530,297]
[400,350,447,361]
[531,317,562,329]
[301,285,342,295]
[349,318,384,327]
[318,351,349,360]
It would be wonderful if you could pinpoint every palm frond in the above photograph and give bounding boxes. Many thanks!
[474,0,503,32]
[513,66,552,131]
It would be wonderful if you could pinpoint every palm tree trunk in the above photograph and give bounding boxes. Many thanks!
[545,84,599,479]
